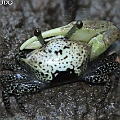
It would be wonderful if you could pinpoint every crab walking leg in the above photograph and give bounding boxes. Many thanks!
[82,53,119,84]
[1,59,18,70]
[112,66,120,91]
[2,90,13,116]
[81,53,120,104]
[83,53,119,82]
[1,72,49,116]
[96,78,111,105]
[1,59,27,73]
[83,75,112,105]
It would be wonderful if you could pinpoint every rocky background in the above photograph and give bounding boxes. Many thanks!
[0,0,120,120]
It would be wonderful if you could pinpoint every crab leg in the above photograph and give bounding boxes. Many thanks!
[2,90,13,116]
[1,72,49,116]
[1,59,18,71]
[96,78,111,106]
[81,53,120,105]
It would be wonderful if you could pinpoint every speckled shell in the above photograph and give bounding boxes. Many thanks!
[22,38,91,82]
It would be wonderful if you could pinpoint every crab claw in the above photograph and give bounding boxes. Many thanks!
[20,20,120,61]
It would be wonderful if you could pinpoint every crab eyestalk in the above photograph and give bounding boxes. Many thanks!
[34,28,45,45]
[65,20,83,39]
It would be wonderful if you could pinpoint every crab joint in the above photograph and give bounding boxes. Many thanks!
[34,28,45,45]
[64,20,83,39]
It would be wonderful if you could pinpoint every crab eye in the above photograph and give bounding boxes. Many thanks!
[34,28,41,36]
[76,20,83,29]
[34,28,44,45]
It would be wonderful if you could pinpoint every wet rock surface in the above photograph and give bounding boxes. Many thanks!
[0,0,120,119]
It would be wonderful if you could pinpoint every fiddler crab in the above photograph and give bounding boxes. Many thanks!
[1,20,120,116]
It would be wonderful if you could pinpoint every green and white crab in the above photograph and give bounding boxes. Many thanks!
[1,20,120,116]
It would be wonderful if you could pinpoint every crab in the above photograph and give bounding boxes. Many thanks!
[0,20,120,116]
